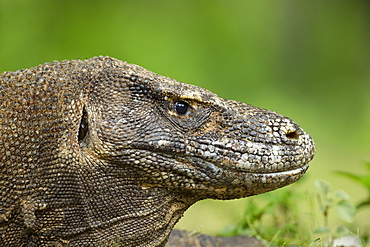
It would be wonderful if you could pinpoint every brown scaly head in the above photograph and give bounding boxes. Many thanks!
[0,56,315,246]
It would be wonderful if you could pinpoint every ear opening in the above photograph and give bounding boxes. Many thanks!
[78,107,88,142]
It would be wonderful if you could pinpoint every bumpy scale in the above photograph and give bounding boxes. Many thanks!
[0,56,315,246]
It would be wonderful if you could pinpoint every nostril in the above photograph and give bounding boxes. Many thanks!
[286,131,299,140]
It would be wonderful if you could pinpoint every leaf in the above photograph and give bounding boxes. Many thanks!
[334,200,356,223]
[313,226,330,234]
[336,161,370,189]
[335,171,361,183]
[357,198,370,209]
[315,180,330,196]
[334,225,351,238]
[309,238,322,247]
[333,190,350,201]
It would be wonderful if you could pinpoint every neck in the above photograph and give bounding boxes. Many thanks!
[65,157,193,246]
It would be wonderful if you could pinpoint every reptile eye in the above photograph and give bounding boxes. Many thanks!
[174,101,190,116]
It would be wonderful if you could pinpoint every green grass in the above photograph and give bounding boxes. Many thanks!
[220,163,370,246]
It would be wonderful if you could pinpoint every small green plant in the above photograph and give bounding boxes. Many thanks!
[312,179,357,246]
[221,178,367,246]
[220,187,309,246]
[336,161,370,209]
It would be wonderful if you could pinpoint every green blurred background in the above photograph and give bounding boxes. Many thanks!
[1,0,369,236]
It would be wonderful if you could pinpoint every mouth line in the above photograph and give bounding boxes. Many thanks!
[210,160,310,180]
[223,160,310,175]
[242,163,309,176]
[182,152,310,175]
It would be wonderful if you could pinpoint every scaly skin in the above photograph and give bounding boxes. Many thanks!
[0,56,315,246]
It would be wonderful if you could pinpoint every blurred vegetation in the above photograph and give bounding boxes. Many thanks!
[220,179,364,246]
[1,0,369,243]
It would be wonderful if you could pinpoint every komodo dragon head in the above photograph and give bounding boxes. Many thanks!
[0,56,315,246]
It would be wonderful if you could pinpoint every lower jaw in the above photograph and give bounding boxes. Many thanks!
[202,163,309,199]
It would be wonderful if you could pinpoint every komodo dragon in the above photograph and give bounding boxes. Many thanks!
[0,56,315,246]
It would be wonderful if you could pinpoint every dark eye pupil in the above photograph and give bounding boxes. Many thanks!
[174,101,189,115]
